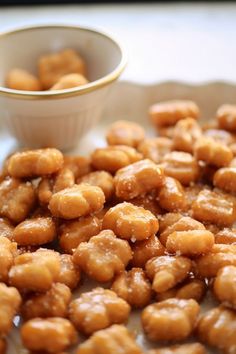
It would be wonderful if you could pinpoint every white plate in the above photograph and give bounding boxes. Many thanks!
[5,80,234,353]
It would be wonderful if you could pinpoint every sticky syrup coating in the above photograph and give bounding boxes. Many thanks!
[50,73,88,90]
[49,184,105,219]
[38,48,86,89]
[0,178,36,223]
[137,137,173,164]
[77,171,114,201]
[72,230,132,282]
[57,254,81,290]
[0,282,21,335]
[106,120,145,148]
[142,298,199,341]
[213,167,236,193]
[213,265,236,308]
[111,268,152,308]
[147,343,206,354]
[21,283,71,320]
[196,306,236,353]
[76,324,143,354]
[114,159,164,200]
[59,216,101,254]
[21,317,78,353]
[69,287,130,335]
[217,104,236,131]
[6,68,42,91]
[149,100,199,127]
[8,148,64,178]
[0,236,17,283]
[102,202,159,242]
[12,217,56,246]
[172,118,202,153]
[157,176,187,212]
[91,145,142,173]
[9,249,60,292]
[145,256,192,293]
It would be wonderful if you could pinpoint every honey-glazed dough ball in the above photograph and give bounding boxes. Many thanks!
[6,68,42,91]
[63,155,92,179]
[196,306,236,353]
[0,178,36,223]
[0,236,17,283]
[215,228,236,244]
[145,255,192,293]
[147,343,206,354]
[131,234,165,268]
[111,268,152,308]
[157,176,187,212]
[72,230,132,282]
[69,287,130,335]
[21,283,71,320]
[8,148,64,178]
[0,218,14,239]
[173,118,202,153]
[53,167,75,193]
[49,184,105,219]
[114,159,164,200]
[213,167,236,193]
[38,48,86,89]
[0,282,21,335]
[50,73,88,90]
[142,298,199,341]
[21,317,78,353]
[59,216,101,254]
[76,324,143,354]
[149,100,199,127]
[137,137,173,164]
[12,217,56,246]
[102,202,159,242]
[57,254,80,290]
[217,104,236,131]
[214,265,236,308]
[77,171,114,201]
[9,249,60,292]
[106,120,145,148]
[91,145,142,173]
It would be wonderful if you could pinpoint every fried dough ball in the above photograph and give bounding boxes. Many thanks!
[147,343,206,354]
[76,324,143,354]
[111,268,152,308]
[213,167,236,193]
[131,235,165,268]
[194,137,233,167]
[142,298,199,341]
[0,178,35,223]
[50,73,88,90]
[102,202,159,242]
[57,254,80,290]
[73,230,132,282]
[215,228,236,244]
[213,265,236,308]
[194,244,236,278]
[204,128,235,145]
[0,236,17,283]
[114,159,164,200]
[192,189,236,226]
[63,155,92,179]
[69,287,130,335]
[38,48,86,89]
[196,306,236,353]
[8,148,64,178]
[9,249,60,292]
[217,104,236,131]
[161,151,200,185]
[6,68,42,91]
[21,283,71,320]
[106,120,145,147]
[166,229,214,257]
[0,283,21,335]
[157,177,187,212]
[173,118,202,153]
[0,218,14,239]
[21,317,78,353]
[149,100,199,127]
[49,184,105,219]
[12,217,56,246]
[137,137,172,164]
[59,216,101,254]
[77,171,114,201]
[53,167,75,193]
[145,256,192,293]
[91,145,142,173]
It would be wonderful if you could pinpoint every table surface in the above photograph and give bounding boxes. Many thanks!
[0,2,236,84]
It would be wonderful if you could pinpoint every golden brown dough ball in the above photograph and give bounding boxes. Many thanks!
[0,282,21,335]
[106,120,145,148]
[0,236,17,283]
[77,171,114,201]
[50,73,88,90]
[6,68,41,91]
[217,104,236,131]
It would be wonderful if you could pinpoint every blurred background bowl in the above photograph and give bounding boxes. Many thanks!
[0,24,126,150]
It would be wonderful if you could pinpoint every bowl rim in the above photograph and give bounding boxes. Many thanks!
[0,24,127,100]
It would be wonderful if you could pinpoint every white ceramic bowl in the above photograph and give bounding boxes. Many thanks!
[0,24,126,150]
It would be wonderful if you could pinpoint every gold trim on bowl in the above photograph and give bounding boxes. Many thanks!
[0,24,127,100]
